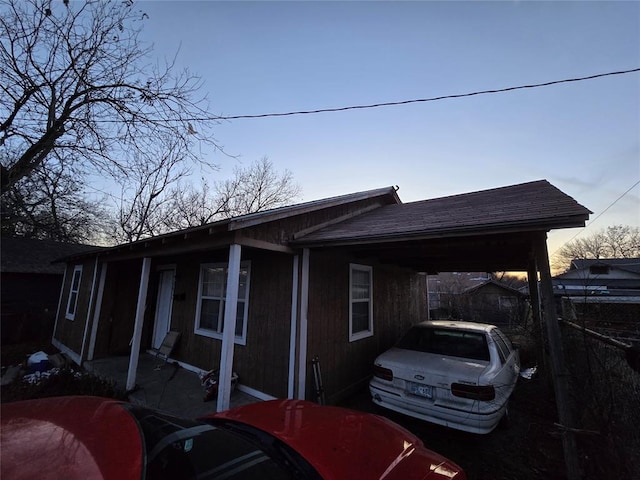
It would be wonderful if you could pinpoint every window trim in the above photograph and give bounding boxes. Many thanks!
[349,263,374,342]
[194,261,250,345]
[65,265,83,320]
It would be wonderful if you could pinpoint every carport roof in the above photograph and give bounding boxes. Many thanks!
[292,180,591,247]
[290,180,591,273]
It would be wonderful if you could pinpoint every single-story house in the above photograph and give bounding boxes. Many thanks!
[52,180,591,410]
[554,258,640,329]
[459,279,528,328]
[0,236,96,344]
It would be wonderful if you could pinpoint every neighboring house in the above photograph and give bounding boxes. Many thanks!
[554,258,640,296]
[52,180,591,409]
[0,236,96,344]
[460,280,528,328]
[427,272,493,319]
[554,258,640,329]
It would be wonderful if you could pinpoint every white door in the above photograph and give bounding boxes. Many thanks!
[152,268,175,349]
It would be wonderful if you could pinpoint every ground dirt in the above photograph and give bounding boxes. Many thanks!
[339,376,568,480]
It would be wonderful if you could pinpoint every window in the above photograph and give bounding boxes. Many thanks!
[589,265,610,275]
[65,265,83,320]
[194,262,250,344]
[490,330,513,366]
[349,264,373,341]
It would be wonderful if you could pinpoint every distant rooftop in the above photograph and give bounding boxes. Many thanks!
[1,236,97,274]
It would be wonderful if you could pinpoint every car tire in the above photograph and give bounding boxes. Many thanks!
[497,404,510,430]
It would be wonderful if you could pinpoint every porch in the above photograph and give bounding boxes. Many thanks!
[84,353,260,418]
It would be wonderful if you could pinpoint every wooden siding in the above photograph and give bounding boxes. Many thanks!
[133,248,295,399]
[54,260,98,356]
[241,197,390,245]
[93,260,146,358]
[305,249,427,404]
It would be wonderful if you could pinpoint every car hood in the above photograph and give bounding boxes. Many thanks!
[210,399,464,480]
[376,347,490,385]
[1,396,143,480]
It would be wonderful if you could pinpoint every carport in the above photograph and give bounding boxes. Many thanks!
[292,179,591,480]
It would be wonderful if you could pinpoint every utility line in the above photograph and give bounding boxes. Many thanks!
[215,67,640,121]
[550,179,640,257]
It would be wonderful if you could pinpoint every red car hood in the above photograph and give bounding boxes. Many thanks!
[1,396,143,480]
[210,399,465,480]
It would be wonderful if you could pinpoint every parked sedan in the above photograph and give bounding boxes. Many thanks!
[370,321,520,434]
[1,395,466,479]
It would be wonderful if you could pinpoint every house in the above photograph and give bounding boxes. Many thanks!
[0,236,96,344]
[52,180,591,410]
[554,258,640,329]
[460,279,528,328]
[426,272,493,319]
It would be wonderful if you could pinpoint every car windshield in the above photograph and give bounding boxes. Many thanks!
[124,405,320,480]
[397,326,490,361]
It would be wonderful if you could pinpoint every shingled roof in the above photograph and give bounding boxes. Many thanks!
[293,180,591,246]
[1,237,98,274]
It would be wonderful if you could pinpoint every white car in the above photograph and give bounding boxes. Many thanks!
[370,320,520,434]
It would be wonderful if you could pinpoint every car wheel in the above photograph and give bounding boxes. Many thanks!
[500,405,511,429]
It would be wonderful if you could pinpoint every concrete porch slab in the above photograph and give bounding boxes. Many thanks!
[84,354,259,418]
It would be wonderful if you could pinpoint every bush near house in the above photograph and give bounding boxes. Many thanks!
[1,342,126,404]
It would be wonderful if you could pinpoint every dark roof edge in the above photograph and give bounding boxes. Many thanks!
[228,186,400,231]
[291,214,589,247]
[57,186,400,262]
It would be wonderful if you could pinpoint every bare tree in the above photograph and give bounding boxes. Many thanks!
[0,0,217,194]
[218,157,301,218]
[1,154,106,243]
[555,225,640,271]
[161,157,302,231]
[109,136,190,243]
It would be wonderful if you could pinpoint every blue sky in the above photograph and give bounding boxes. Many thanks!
[138,0,639,259]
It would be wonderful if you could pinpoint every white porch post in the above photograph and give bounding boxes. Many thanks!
[296,248,310,400]
[287,255,299,398]
[217,244,242,412]
[126,257,151,391]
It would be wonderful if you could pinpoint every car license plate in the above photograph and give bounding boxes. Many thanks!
[408,382,433,399]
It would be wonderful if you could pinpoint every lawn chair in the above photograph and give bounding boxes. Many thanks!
[152,331,181,369]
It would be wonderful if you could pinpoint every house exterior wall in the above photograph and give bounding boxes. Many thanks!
[93,260,146,358]
[1,272,62,344]
[240,197,391,244]
[53,260,98,358]
[559,267,640,284]
[305,249,427,404]
[86,248,294,399]
[162,248,294,399]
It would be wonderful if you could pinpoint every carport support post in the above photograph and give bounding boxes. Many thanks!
[217,244,241,412]
[534,234,581,480]
[126,257,151,392]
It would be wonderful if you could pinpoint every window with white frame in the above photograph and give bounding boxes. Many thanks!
[349,264,373,341]
[194,262,250,344]
[65,265,83,320]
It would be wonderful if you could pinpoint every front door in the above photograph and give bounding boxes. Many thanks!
[152,268,175,349]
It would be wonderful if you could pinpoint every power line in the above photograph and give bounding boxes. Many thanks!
[550,179,640,257]
[216,67,640,121]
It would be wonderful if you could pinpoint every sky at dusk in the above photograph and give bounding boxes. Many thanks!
[137,0,639,263]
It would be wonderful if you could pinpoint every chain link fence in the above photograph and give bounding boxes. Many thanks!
[560,298,640,478]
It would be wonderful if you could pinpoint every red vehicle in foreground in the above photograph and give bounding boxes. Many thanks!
[1,396,466,480]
